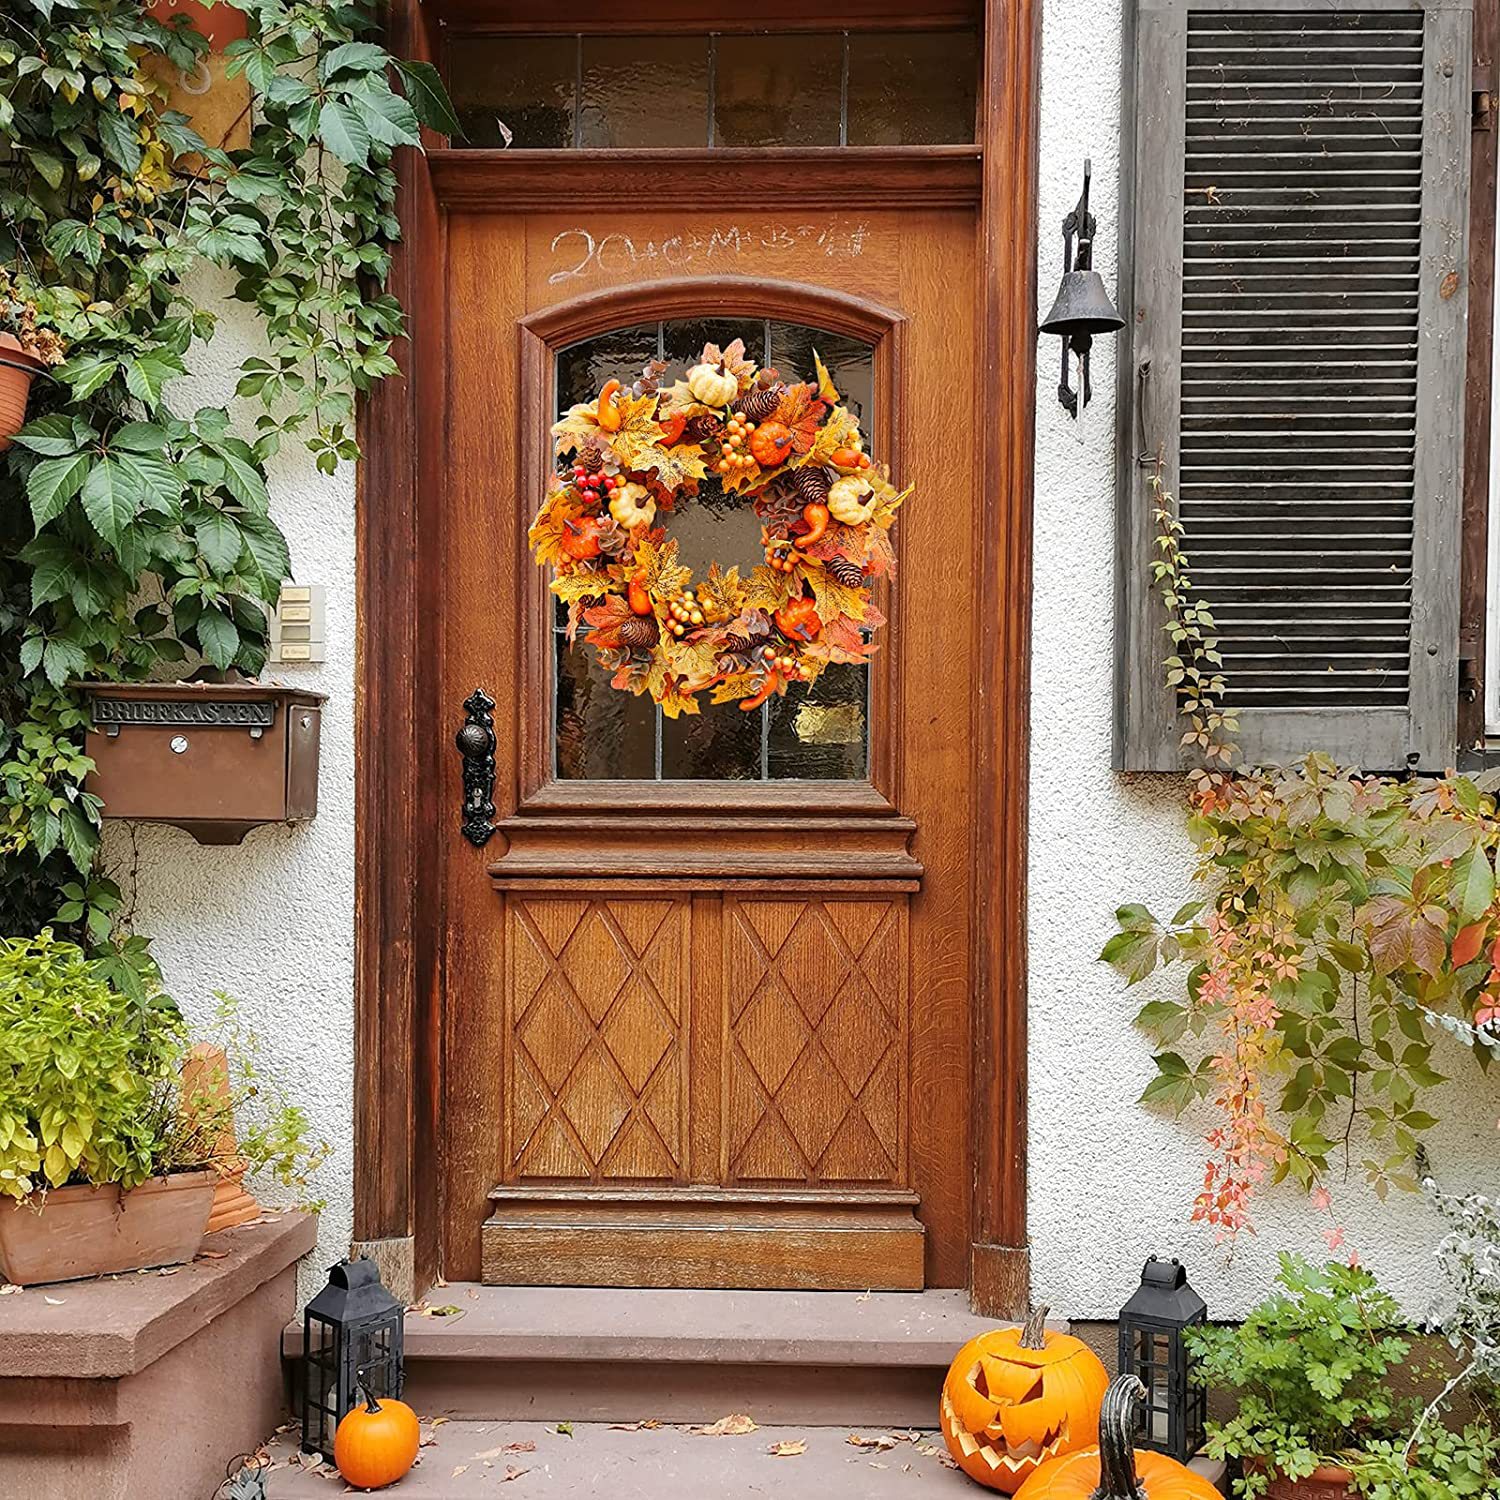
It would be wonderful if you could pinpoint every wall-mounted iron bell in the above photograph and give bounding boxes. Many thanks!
[1040,160,1124,417]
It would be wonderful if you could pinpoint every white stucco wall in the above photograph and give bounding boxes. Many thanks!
[1028,0,1499,1320]
[104,266,356,1296]
[110,7,1500,1321]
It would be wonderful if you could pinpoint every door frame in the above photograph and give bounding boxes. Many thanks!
[353,0,1040,1314]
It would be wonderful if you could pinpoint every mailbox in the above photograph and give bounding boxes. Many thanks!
[82,682,326,846]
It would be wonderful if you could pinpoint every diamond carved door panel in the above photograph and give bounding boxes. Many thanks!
[506,896,689,1183]
[726,896,906,1186]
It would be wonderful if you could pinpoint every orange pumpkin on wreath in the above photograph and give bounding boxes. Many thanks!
[940,1306,1109,1493]
[1013,1375,1221,1500]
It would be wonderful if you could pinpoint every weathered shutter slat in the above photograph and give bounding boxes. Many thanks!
[1116,0,1473,773]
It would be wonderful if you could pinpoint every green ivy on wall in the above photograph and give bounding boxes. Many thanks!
[0,0,457,977]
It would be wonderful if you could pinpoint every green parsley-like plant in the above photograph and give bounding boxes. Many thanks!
[1190,1254,1412,1497]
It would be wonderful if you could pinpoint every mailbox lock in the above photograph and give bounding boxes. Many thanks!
[170,735,189,755]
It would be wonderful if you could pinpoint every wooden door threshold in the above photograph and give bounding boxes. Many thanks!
[481,1186,924,1291]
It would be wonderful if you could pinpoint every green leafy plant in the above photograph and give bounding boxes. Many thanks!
[1354,1423,1500,1500]
[0,0,454,944]
[0,931,185,1199]
[1190,1254,1412,1497]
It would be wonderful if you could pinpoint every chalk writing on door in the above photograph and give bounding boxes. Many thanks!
[548,223,870,285]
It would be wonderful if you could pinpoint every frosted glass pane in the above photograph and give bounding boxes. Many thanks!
[766,324,874,438]
[556,324,658,417]
[847,31,978,145]
[661,698,762,780]
[446,36,575,149]
[714,33,842,147]
[768,663,869,780]
[555,634,657,780]
[580,36,709,149]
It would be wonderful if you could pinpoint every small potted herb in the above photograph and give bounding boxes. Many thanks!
[1189,1254,1411,1498]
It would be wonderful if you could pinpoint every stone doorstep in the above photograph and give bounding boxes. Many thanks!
[0,1213,316,1500]
[282,1286,1064,1427]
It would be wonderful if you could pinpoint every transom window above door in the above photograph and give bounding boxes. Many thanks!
[444,31,978,149]
[553,318,877,783]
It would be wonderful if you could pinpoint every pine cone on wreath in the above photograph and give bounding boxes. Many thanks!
[683,413,720,445]
[580,445,606,473]
[826,557,866,588]
[721,632,752,655]
[738,382,785,422]
[618,614,661,650]
[796,466,831,506]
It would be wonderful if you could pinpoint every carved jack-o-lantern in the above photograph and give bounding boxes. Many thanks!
[940,1306,1110,1493]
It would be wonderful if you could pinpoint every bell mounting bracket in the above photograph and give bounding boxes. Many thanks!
[1056,162,1099,417]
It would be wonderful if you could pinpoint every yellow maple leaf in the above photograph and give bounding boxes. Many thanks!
[807,570,868,625]
[633,537,692,599]
[699,338,757,391]
[550,572,615,604]
[709,671,762,706]
[745,564,798,612]
[697,562,747,620]
[800,405,862,470]
[528,487,577,568]
[622,438,709,490]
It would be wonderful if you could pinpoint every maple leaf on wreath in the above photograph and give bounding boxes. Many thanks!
[802,405,862,469]
[812,349,840,404]
[807,569,868,627]
[583,594,635,651]
[709,670,764,706]
[770,383,826,455]
[550,570,616,605]
[805,613,877,666]
[745,564,798,613]
[863,522,896,579]
[696,561,748,621]
[698,337,757,391]
[623,439,709,491]
[528,486,580,569]
[632,536,692,599]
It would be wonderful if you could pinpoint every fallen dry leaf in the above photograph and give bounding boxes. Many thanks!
[847,1433,897,1451]
[501,1466,530,1483]
[43,1294,65,1305]
[609,1419,663,1431]
[555,1420,574,1437]
[694,1413,758,1437]
[473,1442,536,1459]
[416,1303,464,1318]
[467,1288,480,1300]
[451,1465,468,1477]
[431,1417,450,1428]
[0,1284,21,1295]
[196,1249,229,1260]
[768,1440,807,1457]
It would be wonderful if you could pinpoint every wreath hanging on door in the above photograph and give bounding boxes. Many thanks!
[528,339,910,717]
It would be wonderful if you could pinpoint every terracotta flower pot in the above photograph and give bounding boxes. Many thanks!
[1247,1459,1357,1500]
[0,1170,215,1286]
[0,332,47,452]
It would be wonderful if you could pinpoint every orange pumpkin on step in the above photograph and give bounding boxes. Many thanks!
[940,1307,1109,1493]
[334,1384,421,1490]
[1014,1375,1220,1500]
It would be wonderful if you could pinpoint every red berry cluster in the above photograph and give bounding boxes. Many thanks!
[572,462,619,508]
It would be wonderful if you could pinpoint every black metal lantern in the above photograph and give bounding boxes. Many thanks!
[1117,1256,1207,1463]
[1040,160,1124,417]
[300,1258,405,1461]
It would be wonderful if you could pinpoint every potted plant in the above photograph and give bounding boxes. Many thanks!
[1188,1255,1411,1498]
[0,273,64,450]
[0,935,326,1285]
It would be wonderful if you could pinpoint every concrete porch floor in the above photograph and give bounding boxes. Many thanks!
[260,1417,975,1497]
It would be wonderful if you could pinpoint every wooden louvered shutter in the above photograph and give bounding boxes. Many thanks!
[1117,0,1474,772]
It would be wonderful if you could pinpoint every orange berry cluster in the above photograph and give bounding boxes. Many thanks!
[666,587,722,637]
[716,411,758,476]
[762,528,797,574]
[760,645,808,681]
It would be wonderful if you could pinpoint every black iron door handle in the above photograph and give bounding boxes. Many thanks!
[455,688,496,846]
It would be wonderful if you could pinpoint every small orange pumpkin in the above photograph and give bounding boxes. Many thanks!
[1014,1375,1220,1500]
[657,409,688,445]
[627,571,654,616]
[774,595,822,642]
[748,420,794,468]
[561,515,604,560]
[940,1307,1109,1493]
[333,1385,421,1491]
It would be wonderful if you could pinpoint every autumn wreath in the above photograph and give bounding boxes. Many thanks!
[528,338,909,716]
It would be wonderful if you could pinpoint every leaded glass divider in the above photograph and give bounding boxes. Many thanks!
[553,317,874,782]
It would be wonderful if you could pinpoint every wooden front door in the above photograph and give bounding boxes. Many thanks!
[421,22,1012,1292]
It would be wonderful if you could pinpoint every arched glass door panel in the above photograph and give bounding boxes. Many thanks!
[551,316,876,782]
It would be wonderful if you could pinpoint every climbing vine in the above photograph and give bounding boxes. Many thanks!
[0,0,456,978]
